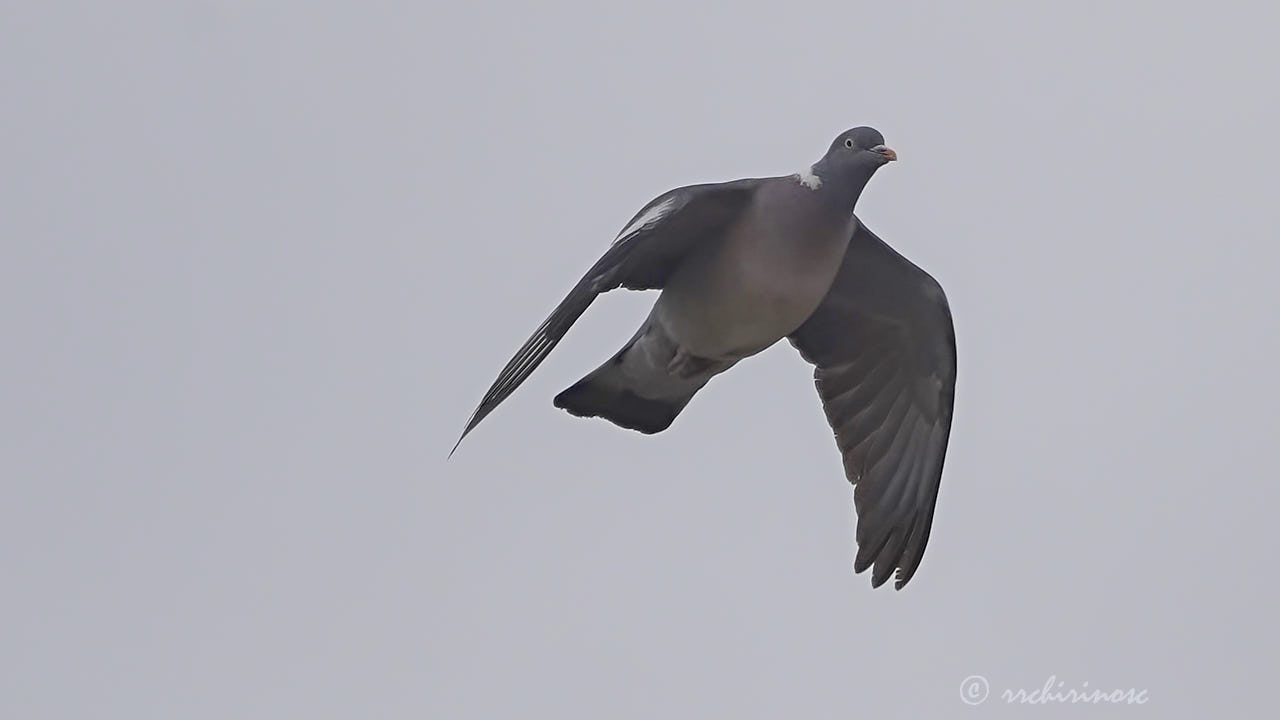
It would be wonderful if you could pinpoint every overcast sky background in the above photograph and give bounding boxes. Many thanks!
[2,2,1277,717]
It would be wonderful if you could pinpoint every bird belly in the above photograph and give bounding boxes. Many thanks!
[655,228,849,361]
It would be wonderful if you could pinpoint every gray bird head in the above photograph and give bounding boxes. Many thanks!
[810,126,897,199]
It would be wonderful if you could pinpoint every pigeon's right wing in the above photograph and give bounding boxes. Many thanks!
[788,220,957,590]
[452,178,761,453]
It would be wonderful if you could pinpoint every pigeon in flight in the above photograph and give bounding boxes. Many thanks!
[454,127,956,589]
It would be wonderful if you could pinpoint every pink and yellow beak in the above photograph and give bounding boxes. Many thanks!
[872,145,898,162]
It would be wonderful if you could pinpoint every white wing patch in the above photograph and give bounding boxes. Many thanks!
[793,167,822,190]
[613,196,678,245]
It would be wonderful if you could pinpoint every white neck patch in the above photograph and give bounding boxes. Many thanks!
[793,166,822,190]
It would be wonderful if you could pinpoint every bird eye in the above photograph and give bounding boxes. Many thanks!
[844,138,854,148]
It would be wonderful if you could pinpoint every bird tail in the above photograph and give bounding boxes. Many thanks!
[553,321,721,434]
[553,372,690,434]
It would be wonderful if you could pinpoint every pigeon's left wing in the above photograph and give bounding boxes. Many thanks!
[452,179,761,453]
[788,220,957,589]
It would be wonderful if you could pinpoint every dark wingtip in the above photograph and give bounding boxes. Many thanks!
[856,558,915,590]
[447,409,486,459]
[853,525,891,575]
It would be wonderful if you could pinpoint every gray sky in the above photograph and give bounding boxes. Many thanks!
[2,2,1277,717]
